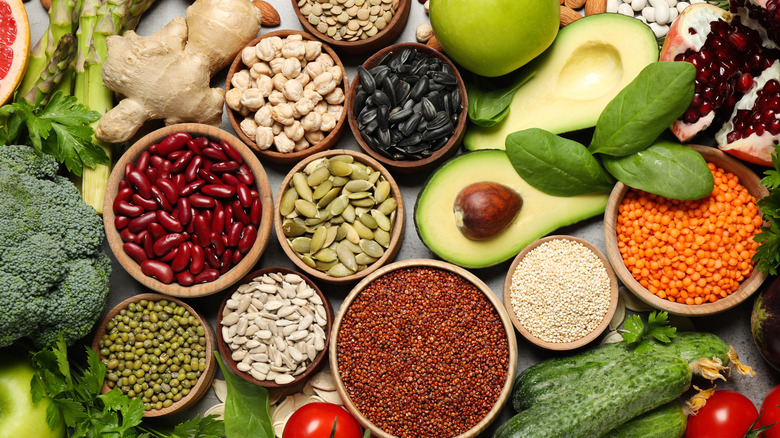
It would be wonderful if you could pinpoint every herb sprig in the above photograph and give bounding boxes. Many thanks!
[620,311,678,353]
[753,144,780,275]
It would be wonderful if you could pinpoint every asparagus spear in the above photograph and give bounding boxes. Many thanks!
[20,33,77,106]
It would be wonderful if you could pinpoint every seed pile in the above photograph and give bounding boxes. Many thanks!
[509,239,612,343]
[298,0,399,41]
[616,162,761,305]
[280,154,397,277]
[221,271,328,385]
[337,267,509,438]
[608,0,706,37]
[354,47,463,161]
[98,299,208,411]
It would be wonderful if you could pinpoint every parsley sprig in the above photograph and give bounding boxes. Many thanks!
[753,144,780,275]
[620,311,678,353]
[0,91,107,176]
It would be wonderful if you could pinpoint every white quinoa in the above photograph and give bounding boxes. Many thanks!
[509,239,611,343]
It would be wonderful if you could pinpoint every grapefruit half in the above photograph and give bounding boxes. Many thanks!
[0,0,28,105]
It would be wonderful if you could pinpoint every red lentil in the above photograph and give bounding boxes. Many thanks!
[336,267,509,438]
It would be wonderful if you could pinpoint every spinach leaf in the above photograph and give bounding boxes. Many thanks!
[601,140,714,200]
[466,70,534,127]
[506,128,614,196]
[588,62,695,157]
[214,352,275,438]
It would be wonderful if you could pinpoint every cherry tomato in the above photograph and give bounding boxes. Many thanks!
[282,403,362,438]
[759,384,780,438]
[686,390,758,438]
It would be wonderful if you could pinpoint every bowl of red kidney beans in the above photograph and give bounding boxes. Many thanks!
[103,123,274,297]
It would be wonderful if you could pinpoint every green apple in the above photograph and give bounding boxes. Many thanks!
[0,350,64,438]
[429,0,560,77]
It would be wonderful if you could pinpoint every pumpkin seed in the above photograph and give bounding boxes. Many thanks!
[317,187,341,208]
[353,220,374,239]
[310,226,327,253]
[330,154,354,163]
[359,213,378,229]
[332,176,349,187]
[342,223,360,244]
[280,188,298,216]
[342,204,356,223]
[374,180,390,203]
[340,240,363,254]
[377,198,397,216]
[368,170,381,184]
[327,263,354,277]
[304,214,330,226]
[374,228,391,247]
[295,199,319,218]
[344,179,373,192]
[329,216,344,225]
[282,220,306,237]
[329,195,350,216]
[335,224,348,241]
[324,226,338,248]
[316,260,339,271]
[312,180,334,200]
[351,197,376,208]
[336,243,358,271]
[347,191,371,200]
[301,255,317,268]
[355,253,378,265]
[350,165,370,180]
[307,167,331,187]
[290,237,312,253]
[328,160,353,177]
[313,248,338,262]
[371,209,391,231]
[293,173,313,201]
[360,239,385,258]
[304,157,328,175]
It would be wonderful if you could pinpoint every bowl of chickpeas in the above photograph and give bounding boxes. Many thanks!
[225,30,350,165]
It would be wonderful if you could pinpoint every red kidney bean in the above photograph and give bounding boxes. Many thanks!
[160,246,179,262]
[132,194,158,211]
[120,228,137,243]
[149,143,158,155]
[220,140,243,163]
[224,205,234,227]
[211,232,226,256]
[221,173,240,187]
[176,271,195,286]
[145,168,159,183]
[250,190,259,198]
[202,184,236,198]
[201,209,213,225]
[154,233,185,257]
[220,250,233,274]
[201,159,213,172]
[115,187,133,204]
[157,210,183,233]
[192,214,211,247]
[128,212,157,233]
[177,198,192,226]
[198,168,222,185]
[237,164,254,185]
[115,215,130,230]
[171,150,194,174]
[150,186,173,211]
[171,242,192,272]
[238,225,257,254]
[250,198,262,227]
[141,260,174,284]
[126,170,152,199]
[155,178,179,204]
[227,222,243,247]
[184,155,202,183]
[157,132,191,157]
[115,199,144,218]
[190,193,216,209]
[147,223,166,242]
[168,150,187,161]
[150,155,166,168]
[125,162,134,176]
[159,160,172,180]
[210,161,240,173]
[172,174,185,190]
[180,179,205,196]
[236,183,252,208]
[202,147,228,162]
[210,141,223,151]
[212,209,225,235]
[204,247,221,269]
[194,269,219,284]
[135,230,148,245]
[123,242,147,264]
[118,180,129,191]
[137,151,151,173]
[232,200,251,225]
[143,233,156,259]
[232,249,244,266]
[190,244,205,274]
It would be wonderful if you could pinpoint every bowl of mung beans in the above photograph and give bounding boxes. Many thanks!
[503,235,619,351]
[92,293,216,417]
[291,0,411,56]
[330,259,518,438]
[274,149,405,284]
[216,267,334,392]
[603,145,769,317]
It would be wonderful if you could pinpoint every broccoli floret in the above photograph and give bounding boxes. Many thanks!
[0,145,112,348]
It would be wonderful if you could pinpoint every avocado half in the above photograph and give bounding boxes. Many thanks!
[463,13,659,151]
[414,150,609,268]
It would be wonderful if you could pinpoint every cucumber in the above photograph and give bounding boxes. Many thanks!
[607,402,687,438]
[513,332,728,411]
[493,353,692,438]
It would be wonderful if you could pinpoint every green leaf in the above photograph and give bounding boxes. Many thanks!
[601,140,714,200]
[214,352,275,438]
[81,348,107,397]
[466,70,534,127]
[170,414,225,438]
[621,314,645,345]
[505,128,614,196]
[329,418,338,438]
[589,62,696,156]
[647,311,677,343]
[753,217,780,275]
[621,311,678,354]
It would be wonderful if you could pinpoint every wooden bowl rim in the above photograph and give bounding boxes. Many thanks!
[290,0,412,55]
[224,30,350,165]
[603,144,769,316]
[347,42,468,174]
[91,292,217,417]
[274,149,406,285]
[502,235,619,351]
[215,266,334,389]
[103,124,274,298]
[328,258,518,438]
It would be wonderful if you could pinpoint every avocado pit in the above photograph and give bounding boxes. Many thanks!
[454,181,523,240]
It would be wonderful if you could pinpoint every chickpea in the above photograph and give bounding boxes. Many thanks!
[304,41,323,61]
[239,118,258,141]
[301,112,321,132]
[255,75,274,97]
[320,112,337,132]
[269,57,284,75]
[305,130,325,145]
[254,126,274,150]
[281,57,302,80]
[315,53,335,68]
[274,132,296,153]
[240,88,265,112]
[250,62,272,79]
[284,121,305,142]
[325,66,343,85]
[231,70,252,90]
[272,73,287,92]
[255,38,278,62]
[327,104,343,119]
[241,46,260,67]
[313,72,337,95]
[254,105,274,127]
[305,61,325,80]
[314,100,328,115]
[267,90,286,106]
[294,97,317,117]
[294,137,310,151]
[225,88,244,112]
[283,80,304,102]
[324,88,344,105]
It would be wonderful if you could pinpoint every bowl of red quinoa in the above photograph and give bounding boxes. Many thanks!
[330,259,517,438]
[503,235,619,351]
[603,145,769,316]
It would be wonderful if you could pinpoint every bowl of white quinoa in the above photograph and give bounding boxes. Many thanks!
[502,235,619,350]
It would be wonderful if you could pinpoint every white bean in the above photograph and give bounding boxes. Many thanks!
[649,22,669,38]
[642,7,655,22]
[650,0,670,24]
[631,0,646,11]
[676,1,689,11]
[617,3,634,16]
[606,0,620,12]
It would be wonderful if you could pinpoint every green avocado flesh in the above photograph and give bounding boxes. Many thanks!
[414,150,609,268]
[463,13,659,151]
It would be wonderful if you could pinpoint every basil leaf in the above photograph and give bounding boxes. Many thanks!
[589,62,695,156]
[506,128,614,196]
[214,352,275,438]
[601,140,714,200]
[466,70,534,127]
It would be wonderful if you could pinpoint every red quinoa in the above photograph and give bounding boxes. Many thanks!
[336,266,509,438]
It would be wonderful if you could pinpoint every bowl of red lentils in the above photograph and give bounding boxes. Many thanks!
[330,259,517,438]
[503,235,620,351]
[603,145,769,316]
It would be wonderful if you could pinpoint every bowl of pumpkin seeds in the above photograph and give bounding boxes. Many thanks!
[274,149,405,284]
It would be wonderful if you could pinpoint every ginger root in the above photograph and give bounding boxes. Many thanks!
[96,0,262,143]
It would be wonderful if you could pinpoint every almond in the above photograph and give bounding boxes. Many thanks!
[564,0,587,9]
[427,35,444,52]
[560,5,582,27]
[584,0,607,15]
[252,0,281,27]
[40,0,51,9]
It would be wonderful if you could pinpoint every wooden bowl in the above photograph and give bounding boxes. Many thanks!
[215,267,334,392]
[503,235,619,351]
[329,259,518,438]
[291,0,411,56]
[92,293,216,417]
[603,145,769,316]
[347,42,468,174]
[225,30,349,165]
[103,124,274,298]
[274,149,405,285]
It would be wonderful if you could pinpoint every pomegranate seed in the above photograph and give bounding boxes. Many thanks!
[738,73,754,92]
[730,33,749,50]
[700,102,713,116]
[770,120,780,134]
[757,125,766,136]
[684,109,700,123]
